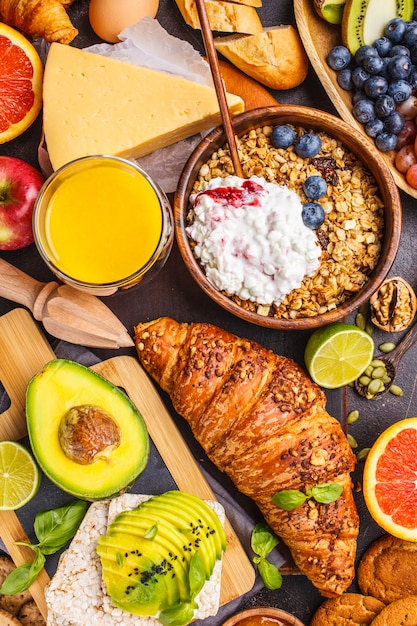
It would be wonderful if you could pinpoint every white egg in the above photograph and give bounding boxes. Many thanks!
[89,0,160,43]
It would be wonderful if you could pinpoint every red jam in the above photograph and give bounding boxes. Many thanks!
[196,179,264,208]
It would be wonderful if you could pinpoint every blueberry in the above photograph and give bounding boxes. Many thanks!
[375,132,398,151]
[365,118,384,138]
[408,68,417,89]
[337,68,353,90]
[364,75,388,98]
[389,44,410,57]
[388,54,412,79]
[354,45,378,66]
[362,54,384,75]
[375,94,396,118]
[383,110,405,134]
[385,17,407,43]
[387,78,412,102]
[352,89,366,104]
[294,133,322,158]
[326,45,352,70]
[373,36,392,57]
[403,23,417,48]
[352,66,370,89]
[302,175,328,200]
[302,202,325,229]
[352,98,376,124]
[270,125,295,149]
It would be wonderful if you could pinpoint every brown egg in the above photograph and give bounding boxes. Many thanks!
[89,0,160,43]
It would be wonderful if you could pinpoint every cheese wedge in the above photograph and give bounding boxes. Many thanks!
[43,43,245,171]
[174,0,263,33]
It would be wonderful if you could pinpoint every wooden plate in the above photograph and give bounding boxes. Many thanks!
[294,0,417,199]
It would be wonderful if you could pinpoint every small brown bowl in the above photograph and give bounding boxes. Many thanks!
[222,607,305,626]
[174,105,402,330]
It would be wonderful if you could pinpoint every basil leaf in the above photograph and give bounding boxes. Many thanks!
[35,500,87,554]
[0,548,46,595]
[188,552,205,598]
[257,557,283,590]
[159,601,198,626]
[251,523,279,558]
[311,482,343,504]
[272,489,307,511]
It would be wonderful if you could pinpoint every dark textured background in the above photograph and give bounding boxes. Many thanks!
[1,1,417,623]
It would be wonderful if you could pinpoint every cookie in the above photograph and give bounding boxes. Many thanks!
[0,555,32,616]
[17,600,45,626]
[0,608,21,625]
[358,534,417,604]
[370,595,417,625]
[310,593,385,625]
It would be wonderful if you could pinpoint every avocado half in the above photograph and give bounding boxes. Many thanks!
[26,359,150,500]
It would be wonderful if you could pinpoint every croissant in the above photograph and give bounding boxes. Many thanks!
[0,0,78,44]
[134,317,360,598]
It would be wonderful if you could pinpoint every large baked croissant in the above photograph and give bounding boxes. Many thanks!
[0,0,78,43]
[134,317,359,597]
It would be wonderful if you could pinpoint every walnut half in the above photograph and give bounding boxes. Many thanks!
[370,276,417,332]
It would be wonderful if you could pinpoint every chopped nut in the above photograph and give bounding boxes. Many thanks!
[370,276,417,332]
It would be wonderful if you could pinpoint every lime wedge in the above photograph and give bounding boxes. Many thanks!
[0,441,40,510]
[304,322,374,389]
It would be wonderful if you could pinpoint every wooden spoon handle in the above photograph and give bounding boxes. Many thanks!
[388,319,417,369]
[0,258,57,319]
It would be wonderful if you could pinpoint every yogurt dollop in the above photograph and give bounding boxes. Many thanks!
[187,175,322,306]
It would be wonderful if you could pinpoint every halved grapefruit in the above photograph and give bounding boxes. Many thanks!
[0,23,43,143]
[363,417,417,541]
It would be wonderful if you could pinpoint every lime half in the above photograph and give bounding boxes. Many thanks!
[304,322,374,389]
[0,441,40,510]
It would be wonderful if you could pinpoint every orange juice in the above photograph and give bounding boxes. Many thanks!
[36,157,164,285]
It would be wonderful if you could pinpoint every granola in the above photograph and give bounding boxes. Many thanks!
[188,124,385,320]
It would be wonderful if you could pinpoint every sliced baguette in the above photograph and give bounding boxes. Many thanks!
[175,0,263,34]
[214,25,309,89]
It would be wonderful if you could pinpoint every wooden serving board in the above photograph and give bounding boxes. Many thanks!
[294,0,417,199]
[0,308,255,620]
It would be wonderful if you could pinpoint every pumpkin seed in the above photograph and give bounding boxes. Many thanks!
[371,366,386,379]
[347,410,360,424]
[355,312,366,330]
[367,378,384,395]
[347,434,358,449]
[357,447,370,461]
[389,384,403,397]
[379,342,396,353]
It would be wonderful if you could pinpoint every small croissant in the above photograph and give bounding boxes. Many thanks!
[134,317,360,597]
[0,0,78,44]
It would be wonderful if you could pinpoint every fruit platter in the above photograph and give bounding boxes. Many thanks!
[2,1,417,625]
[294,0,417,199]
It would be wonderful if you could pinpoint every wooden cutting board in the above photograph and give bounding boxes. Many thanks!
[0,308,255,619]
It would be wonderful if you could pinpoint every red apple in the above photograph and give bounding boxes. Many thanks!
[0,156,45,250]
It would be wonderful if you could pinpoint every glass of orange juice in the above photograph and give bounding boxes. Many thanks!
[33,155,173,296]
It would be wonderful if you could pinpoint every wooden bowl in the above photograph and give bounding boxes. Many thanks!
[222,607,305,626]
[174,105,402,330]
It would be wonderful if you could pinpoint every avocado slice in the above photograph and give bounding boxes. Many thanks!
[26,359,149,500]
[97,532,182,615]
[96,491,226,621]
[342,0,414,53]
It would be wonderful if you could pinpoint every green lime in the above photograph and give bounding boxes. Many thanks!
[304,322,374,389]
[0,441,40,510]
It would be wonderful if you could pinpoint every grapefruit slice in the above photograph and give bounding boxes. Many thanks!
[363,417,417,541]
[0,23,43,144]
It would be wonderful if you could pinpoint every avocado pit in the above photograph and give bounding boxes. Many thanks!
[59,404,121,465]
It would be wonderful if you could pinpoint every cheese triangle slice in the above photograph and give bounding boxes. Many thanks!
[43,43,245,171]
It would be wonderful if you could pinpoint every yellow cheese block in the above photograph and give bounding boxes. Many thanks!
[43,43,245,170]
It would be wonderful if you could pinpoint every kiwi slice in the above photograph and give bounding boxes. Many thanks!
[342,0,414,53]
[313,0,346,25]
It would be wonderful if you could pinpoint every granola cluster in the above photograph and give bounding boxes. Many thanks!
[189,124,385,320]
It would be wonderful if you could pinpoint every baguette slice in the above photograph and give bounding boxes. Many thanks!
[175,0,263,34]
[214,25,309,90]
